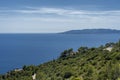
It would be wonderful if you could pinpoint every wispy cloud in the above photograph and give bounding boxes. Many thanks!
[0,7,120,17]
[0,7,120,33]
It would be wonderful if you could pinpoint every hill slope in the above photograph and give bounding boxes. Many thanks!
[61,29,120,34]
[0,41,120,80]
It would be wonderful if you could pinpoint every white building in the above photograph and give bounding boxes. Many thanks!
[32,73,36,80]
[104,47,113,52]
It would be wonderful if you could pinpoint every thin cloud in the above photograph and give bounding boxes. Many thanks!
[0,7,120,33]
[0,7,120,17]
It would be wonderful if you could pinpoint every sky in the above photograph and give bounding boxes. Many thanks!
[0,0,120,33]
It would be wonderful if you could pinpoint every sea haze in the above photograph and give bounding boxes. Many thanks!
[0,33,120,73]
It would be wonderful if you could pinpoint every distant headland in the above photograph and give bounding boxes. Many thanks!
[61,29,120,34]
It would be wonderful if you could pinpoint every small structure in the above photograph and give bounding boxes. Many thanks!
[104,47,113,52]
[70,52,76,55]
[32,73,36,80]
[14,68,22,72]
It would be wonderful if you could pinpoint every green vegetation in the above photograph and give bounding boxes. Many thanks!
[1,41,120,80]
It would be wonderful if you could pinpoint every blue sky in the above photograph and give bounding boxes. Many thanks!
[0,0,120,33]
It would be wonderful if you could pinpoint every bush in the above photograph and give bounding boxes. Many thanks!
[64,72,72,79]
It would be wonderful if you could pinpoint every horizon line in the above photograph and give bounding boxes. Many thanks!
[0,28,120,34]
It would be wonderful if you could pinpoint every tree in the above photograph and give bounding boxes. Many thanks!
[78,47,88,53]
[60,48,73,58]
[63,72,72,79]
[68,48,73,53]
[60,50,68,58]
[105,42,115,47]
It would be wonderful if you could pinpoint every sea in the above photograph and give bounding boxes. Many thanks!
[0,33,120,74]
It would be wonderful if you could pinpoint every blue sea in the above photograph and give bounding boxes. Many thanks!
[0,33,120,74]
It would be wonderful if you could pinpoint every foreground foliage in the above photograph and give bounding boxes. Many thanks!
[1,41,120,80]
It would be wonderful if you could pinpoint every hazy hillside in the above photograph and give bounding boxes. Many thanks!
[61,29,120,34]
[0,41,120,80]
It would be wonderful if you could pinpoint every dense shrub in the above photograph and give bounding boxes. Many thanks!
[1,41,120,80]
[64,72,72,79]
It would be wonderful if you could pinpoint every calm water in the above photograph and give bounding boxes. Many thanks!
[0,33,120,73]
